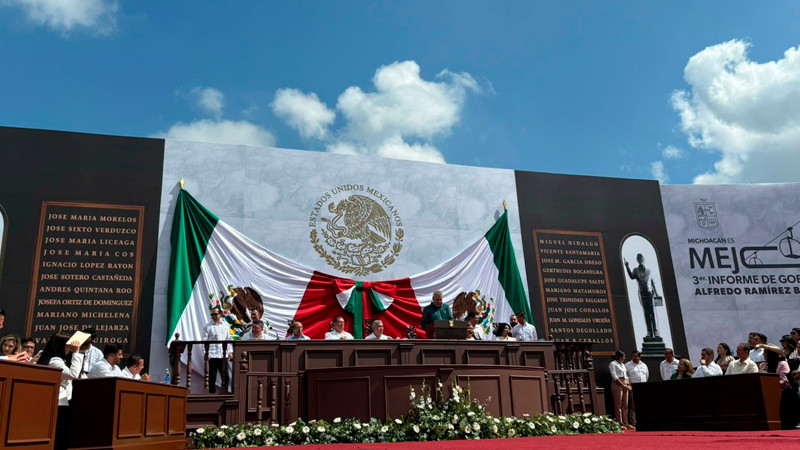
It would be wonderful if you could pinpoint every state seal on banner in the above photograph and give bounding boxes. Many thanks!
[694,199,719,230]
[308,184,403,276]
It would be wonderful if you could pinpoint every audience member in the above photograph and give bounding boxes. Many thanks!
[0,307,5,331]
[660,348,679,380]
[365,320,391,340]
[715,343,735,374]
[509,314,519,327]
[671,358,694,379]
[494,323,514,341]
[201,307,232,393]
[466,312,485,340]
[726,343,759,375]
[692,347,723,377]
[324,316,354,340]
[511,312,538,341]
[87,344,124,378]
[81,327,104,374]
[21,337,36,358]
[758,344,791,389]
[791,327,800,348]
[465,323,476,340]
[609,350,633,429]
[121,354,152,381]
[1,334,21,356]
[748,332,767,363]
[242,320,269,340]
[625,350,648,428]
[287,321,310,340]
[780,335,799,371]
[37,333,84,405]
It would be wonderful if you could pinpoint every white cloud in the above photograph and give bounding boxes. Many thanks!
[155,119,276,148]
[650,161,668,183]
[671,39,800,184]
[662,145,684,160]
[3,0,118,35]
[273,60,481,163]
[190,87,225,119]
[271,88,335,140]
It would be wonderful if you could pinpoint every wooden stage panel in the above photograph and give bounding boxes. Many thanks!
[145,394,168,437]
[0,361,61,450]
[384,375,438,419]
[509,375,548,417]
[311,377,371,420]
[633,373,782,431]
[455,374,503,417]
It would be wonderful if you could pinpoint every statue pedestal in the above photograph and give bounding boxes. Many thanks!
[641,336,665,357]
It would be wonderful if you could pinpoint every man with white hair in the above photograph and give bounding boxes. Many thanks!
[421,290,454,333]
[365,320,391,340]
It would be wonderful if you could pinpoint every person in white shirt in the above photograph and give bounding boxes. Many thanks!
[625,350,649,427]
[466,312,486,340]
[121,354,152,381]
[749,332,767,363]
[511,312,538,341]
[660,348,679,380]
[87,344,125,378]
[692,347,723,378]
[201,307,233,393]
[37,333,84,405]
[81,328,104,375]
[609,350,633,429]
[325,316,354,340]
[726,343,760,375]
[365,320,391,340]
[287,321,311,340]
[242,320,270,340]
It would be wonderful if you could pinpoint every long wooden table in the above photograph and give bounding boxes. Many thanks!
[0,360,62,450]
[68,378,187,449]
[633,373,782,431]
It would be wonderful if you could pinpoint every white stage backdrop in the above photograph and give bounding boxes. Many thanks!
[661,183,800,361]
[150,140,527,379]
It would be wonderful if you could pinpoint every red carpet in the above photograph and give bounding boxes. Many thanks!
[224,430,800,450]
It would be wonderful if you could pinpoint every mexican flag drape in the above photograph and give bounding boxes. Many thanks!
[167,189,531,353]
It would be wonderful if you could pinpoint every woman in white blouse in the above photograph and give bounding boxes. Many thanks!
[37,333,85,405]
[609,350,633,429]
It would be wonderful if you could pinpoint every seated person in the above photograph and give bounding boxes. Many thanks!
[121,354,152,381]
[87,344,125,378]
[21,337,39,363]
[420,290,454,332]
[726,343,759,375]
[494,323,514,341]
[325,316,354,340]
[511,312,538,341]
[0,334,29,363]
[671,358,695,379]
[466,312,485,340]
[242,320,269,340]
[692,347,723,377]
[465,324,476,340]
[37,333,84,405]
[287,321,310,340]
[365,320,391,340]
[748,332,768,363]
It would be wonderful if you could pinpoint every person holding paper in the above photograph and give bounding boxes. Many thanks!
[37,332,86,405]
[87,344,125,378]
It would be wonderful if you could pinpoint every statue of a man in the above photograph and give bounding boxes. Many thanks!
[625,254,659,337]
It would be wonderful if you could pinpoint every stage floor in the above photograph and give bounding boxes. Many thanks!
[221,430,800,450]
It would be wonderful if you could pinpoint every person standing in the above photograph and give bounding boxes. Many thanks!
[660,348,679,380]
[201,307,232,393]
[609,350,633,429]
[466,312,485,340]
[625,350,649,427]
[511,312,538,341]
[421,291,454,333]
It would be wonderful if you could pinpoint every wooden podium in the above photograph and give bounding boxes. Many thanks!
[0,360,61,450]
[68,378,187,449]
[431,320,469,339]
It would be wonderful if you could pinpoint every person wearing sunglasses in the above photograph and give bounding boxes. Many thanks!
[201,307,232,393]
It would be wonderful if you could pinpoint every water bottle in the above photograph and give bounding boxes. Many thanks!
[164,369,171,384]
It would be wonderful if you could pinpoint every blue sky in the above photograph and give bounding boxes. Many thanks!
[1,1,799,184]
